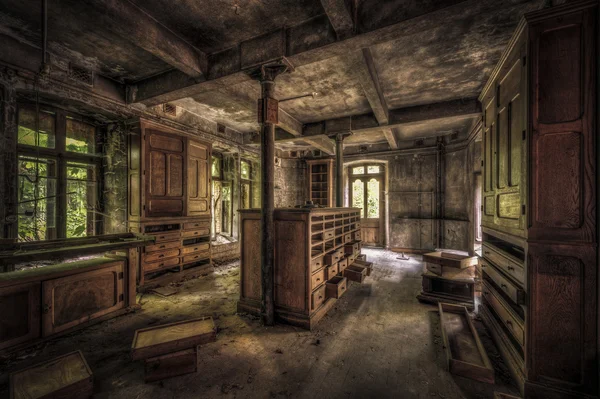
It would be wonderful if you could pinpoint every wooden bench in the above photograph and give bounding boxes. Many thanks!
[10,350,93,399]
[131,317,216,382]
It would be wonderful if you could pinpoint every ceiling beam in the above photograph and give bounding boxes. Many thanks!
[383,128,399,149]
[304,98,482,135]
[319,0,355,39]
[87,0,207,79]
[347,48,389,125]
[129,0,494,105]
[303,136,336,155]
[278,109,303,137]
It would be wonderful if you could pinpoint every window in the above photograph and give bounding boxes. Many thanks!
[349,164,383,219]
[211,154,234,236]
[240,159,253,209]
[17,105,102,241]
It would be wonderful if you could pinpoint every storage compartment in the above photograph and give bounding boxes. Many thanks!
[145,240,181,253]
[182,242,210,255]
[353,260,373,276]
[182,251,210,264]
[0,282,41,351]
[344,265,366,283]
[311,284,326,310]
[143,249,180,263]
[438,303,494,384]
[311,269,326,290]
[324,250,341,265]
[326,276,347,299]
[482,282,524,348]
[183,221,210,231]
[326,263,339,280]
[311,256,323,272]
[481,259,525,305]
[338,257,348,273]
[182,229,210,238]
[482,243,525,285]
[42,262,125,336]
[144,257,180,273]
[144,348,198,382]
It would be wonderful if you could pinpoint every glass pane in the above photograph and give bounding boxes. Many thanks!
[66,162,97,238]
[241,182,251,209]
[367,178,380,218]
[211,156,221,178]
[18,108,56,148]
[66,118,96,154]
[241,160,251,180]
[367,165,380,174]
[352,166,364,175]
[18,156,57,241]
[212,180,223,234]
[352,179,364,215]
[221,183,232,234]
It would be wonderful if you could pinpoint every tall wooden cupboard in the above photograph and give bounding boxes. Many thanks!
[128,120,213,288]
[478,1,597,397]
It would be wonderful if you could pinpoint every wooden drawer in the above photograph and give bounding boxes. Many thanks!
[344,242,359,255]
[426,262,442,276]
[183,221,210,231]
[145,348,197,382]
[182,242,210,255]
[144,249,180,263]
[144,257,180,273]
[311,256,324,272]
[482,244,525,286]
[311,284,326,310]
[146,240,181,253]
[182,229,210,238]
[326,263,339,280]
[311,268,326,290]
[338,257,348,273]
[324,250,342,265]
[344,234,352,243]
[344,265,366,283]
[355,222,361,229]
[481,259,525,305]
[482,281,524,348]
[326,276,347,299]
[354,260,373,276]
[354,231,361,241]
[324,230,334,240]
[182,251,210,264]
[348,253,357,264]
[153,231,180,242]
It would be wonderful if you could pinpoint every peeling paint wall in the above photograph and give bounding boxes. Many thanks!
[274,158,307,208]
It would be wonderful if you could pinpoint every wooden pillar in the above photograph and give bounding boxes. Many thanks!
[335,133,346,207]
[255,62,291,326]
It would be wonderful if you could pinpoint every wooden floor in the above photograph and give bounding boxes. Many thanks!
[0,249,520,398]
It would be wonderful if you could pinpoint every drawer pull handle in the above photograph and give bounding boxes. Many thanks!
[484,251,490,255]
[159,245,165,249]
[316,278,321,282]
[341,286,345,291]
[158,254,165,258]
[501,283,507,289]
[319,295,323,300]
[507,266,515,271]
[506,320,513,327]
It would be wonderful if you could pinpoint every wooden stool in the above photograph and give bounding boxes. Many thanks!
[10,350,93,399]
[131,316,216,382]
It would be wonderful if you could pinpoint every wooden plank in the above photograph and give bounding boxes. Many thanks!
[144,348,197,382]
[10,351,93,399]
[438,302,494,384]
[319,0,354,39]
[131,317,216,360]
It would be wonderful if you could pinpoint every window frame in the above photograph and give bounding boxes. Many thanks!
[16,103,104,241]
[240,159,253,209]
[349,163,384,219]
[210,153,234,238]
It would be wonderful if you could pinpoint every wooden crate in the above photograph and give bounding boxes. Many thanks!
[344,265,366,283]
[438,303,494,384]
[423,251,478,269]
[144,347,198,382]
[325,276,347,299]
[131,317,216,361]
[352,259,373,276]
[10,351,93,399]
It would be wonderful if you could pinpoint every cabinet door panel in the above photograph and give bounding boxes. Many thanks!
[145,131,186,217]
[0,282,41,350]
[187,140,210,216]
[42,263,124,336]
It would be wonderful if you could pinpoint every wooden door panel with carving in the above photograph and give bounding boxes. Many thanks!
[187,140,210,217]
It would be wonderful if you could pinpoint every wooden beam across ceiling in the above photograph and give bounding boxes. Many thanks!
[347,48,389,125]
[87,0,207,79]
[128,0,485,106]
[319,0,355,39]
[383,128,399,149]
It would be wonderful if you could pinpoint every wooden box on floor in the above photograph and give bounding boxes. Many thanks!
[438,303,494,384]
[10,351,93,399]
[478,2,598,396]
[238,208,365,329]
[417,267,476,309]
[144,348,198,383]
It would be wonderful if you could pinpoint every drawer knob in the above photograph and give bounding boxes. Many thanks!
[507,266,515,271]
[501,283,507,289]
[159,245,165,249]
[484,251,490,255]
[506,320,513,327]
[159,254,165,258]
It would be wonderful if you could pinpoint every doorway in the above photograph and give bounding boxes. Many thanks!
[349,164,384,247]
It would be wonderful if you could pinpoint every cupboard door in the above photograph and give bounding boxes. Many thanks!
[187,140,210,216]
[145,130,185,217]
[0,282,41,350]
[42,263,124,336]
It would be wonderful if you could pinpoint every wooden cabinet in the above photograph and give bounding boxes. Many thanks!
[42,262,124,335]
[0,282,40,351]
[238,208,365,329]
[306,159,333,207]
[128,120,213,288]
[478,2,598,397]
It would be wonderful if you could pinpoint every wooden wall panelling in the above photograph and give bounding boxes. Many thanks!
[0,282,40,351]
[42,261,125,336]
[240,212,262,302]
[275,214,308,313]
[128,125,142,221]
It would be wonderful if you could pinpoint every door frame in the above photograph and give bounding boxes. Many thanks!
[344,160,388,248]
